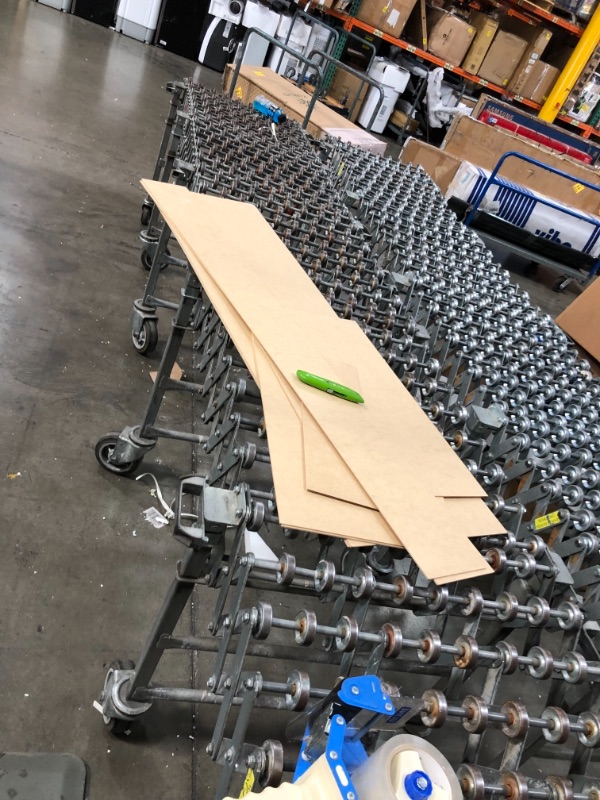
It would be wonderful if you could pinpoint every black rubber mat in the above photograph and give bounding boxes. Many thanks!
[0,754,86,800]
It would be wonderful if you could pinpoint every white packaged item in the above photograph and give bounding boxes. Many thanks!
[238,2,280,65]
[115,0,162,43]
[303,20,335,78]
[357,57,410,133]
[37,0,73,10]
[209,0,245,25]
[267,16,311,79]
[426,67,467,128]
[570,74,600,123]
[447,160,600,257]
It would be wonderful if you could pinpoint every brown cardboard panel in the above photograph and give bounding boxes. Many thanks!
[142,181,500,581]
[254,341,403,546]
[144,183,484,501]
[427,11,475,66]
[356,0,419,38]
[478,31,527,86]
[390,108,419,134]
[162,215,396,545]
[442,115,600,216]
[156,191,404,546]
[462,12,498,75]
[149,363,183,383]
[555,278,600,362]
[399,138,463,195]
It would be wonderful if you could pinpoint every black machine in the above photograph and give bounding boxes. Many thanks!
[155,0,212,61]
[71,0,119,27]
[198,15,239,72]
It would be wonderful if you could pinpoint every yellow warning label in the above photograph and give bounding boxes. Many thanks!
[239,768,255,798]
[534,511,561,530]
[337,161,346,177]
[253,70,266,76]
[573,183,585,194]
[236,87,243,99]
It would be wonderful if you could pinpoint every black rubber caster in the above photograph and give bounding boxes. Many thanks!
[140,205,152,227]
[523,261,539,277]
[103,660,137,736]
[553,276,571,293]
[132,319,158,355]
[141,246,171,272]
[95,433,142,475]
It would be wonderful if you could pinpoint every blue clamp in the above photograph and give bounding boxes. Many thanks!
[294,675,396,800]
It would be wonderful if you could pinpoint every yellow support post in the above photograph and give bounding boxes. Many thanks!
[538,6,600,122]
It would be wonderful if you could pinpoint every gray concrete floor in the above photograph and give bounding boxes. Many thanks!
[0,3,589,799]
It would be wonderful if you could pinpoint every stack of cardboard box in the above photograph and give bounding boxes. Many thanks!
[351,0,558,103]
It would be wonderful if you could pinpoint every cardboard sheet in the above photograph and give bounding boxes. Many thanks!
[142,182,485,501]
[161,211,399,545]
[142,180,502,582]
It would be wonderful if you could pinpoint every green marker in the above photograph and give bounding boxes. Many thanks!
[296,370,364,404]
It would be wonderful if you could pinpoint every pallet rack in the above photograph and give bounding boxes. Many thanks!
[323,6,600,138]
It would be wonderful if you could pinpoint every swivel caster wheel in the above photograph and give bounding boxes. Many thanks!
[132,319,158,355]
[553,276,571,293]
[95,433,142,476]
[102,660,138,736]
[141,246,170,272]
[140,205,152,227]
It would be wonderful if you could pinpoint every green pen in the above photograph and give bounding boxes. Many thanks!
[296,369,364,404]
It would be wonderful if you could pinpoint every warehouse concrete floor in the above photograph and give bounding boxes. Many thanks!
[0,2,589,799]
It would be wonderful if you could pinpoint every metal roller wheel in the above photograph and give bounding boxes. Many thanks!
[95,433,142,476]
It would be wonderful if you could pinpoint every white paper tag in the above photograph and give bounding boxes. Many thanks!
[387,8,400,26]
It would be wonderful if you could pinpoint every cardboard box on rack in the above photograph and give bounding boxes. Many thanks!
[389,107,420,134]
[355,0,419,39]
[426,9,476,65]
[328,70,370,122]
[478,31,527,86]
[462,12,498,75]
[506,20,553,95]
[518,60,559,103]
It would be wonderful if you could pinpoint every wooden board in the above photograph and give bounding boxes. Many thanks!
[142,180,502,582]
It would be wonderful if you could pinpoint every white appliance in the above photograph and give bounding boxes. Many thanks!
[267,15,311,79]
[115,0,163,43]
[358,58,410,133]
[37,0,73,10]
[209,0,245,25]
[238,1,280,66]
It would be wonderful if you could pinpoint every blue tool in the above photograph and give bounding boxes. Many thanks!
[253,95,287,124]
[291,675,418,800]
